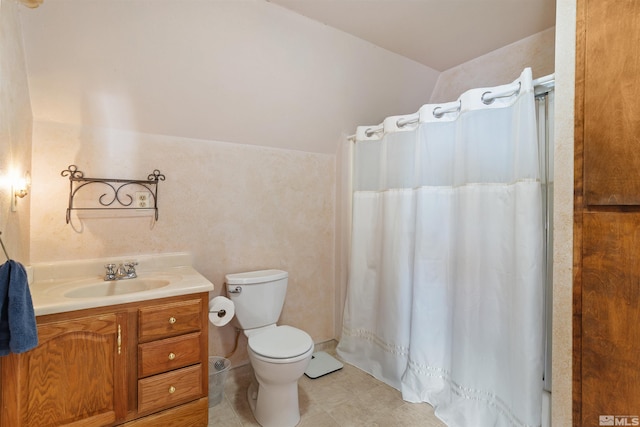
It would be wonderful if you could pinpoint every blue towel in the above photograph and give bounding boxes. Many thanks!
[0,260,38,355]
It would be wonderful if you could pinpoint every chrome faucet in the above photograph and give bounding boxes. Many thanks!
[104,261,138,281]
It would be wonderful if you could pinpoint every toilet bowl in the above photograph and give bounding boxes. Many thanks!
[225,270,313,427]
[246,325,313,427]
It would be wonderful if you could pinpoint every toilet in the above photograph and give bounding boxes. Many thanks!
[225,269,313,427]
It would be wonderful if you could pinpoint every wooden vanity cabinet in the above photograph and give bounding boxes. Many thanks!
[0,293,209,427]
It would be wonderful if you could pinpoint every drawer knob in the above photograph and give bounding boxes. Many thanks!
[169,317,177,325]
[169,385,176,394]
[168,352,176,361]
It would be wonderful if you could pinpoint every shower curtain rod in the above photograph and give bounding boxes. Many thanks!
[348,73,555,142]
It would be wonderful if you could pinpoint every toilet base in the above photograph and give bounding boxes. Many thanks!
[247,374,301,427]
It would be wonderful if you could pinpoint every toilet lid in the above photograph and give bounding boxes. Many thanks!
[248,325,312,359]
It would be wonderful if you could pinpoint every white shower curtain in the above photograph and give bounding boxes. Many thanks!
[337,68,544,427]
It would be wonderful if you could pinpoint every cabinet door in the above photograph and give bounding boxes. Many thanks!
[0,312,128,427]
[582,212,640,425]
[583,0,640,205]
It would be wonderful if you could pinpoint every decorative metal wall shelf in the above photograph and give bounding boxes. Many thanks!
[61,165,165,224]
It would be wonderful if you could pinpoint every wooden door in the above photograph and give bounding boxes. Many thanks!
[577,0,640,424]
[583,0,640,205]
[0,312,128,427]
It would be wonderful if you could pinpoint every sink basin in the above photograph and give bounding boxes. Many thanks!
[30,253,215,316]
[64,278,171,298]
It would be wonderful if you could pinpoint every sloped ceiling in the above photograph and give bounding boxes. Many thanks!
[19,0,555,154]
[270,0,557,71]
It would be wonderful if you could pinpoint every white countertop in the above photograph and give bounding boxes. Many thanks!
[29,253,215,316]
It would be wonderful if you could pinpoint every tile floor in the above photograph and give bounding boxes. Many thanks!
[208,342,446,427]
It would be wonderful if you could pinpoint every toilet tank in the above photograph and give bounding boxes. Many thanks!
[225,269,288,330]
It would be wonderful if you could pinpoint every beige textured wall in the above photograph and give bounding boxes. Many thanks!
[334,137,352,339]
[552,0,576,425]
[30,121,335,366]
[0,0,32,263]
[429,27,555,103]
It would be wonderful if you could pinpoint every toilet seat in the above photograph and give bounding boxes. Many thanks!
[248,325,313,359]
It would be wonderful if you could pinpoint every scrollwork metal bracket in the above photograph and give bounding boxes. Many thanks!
[61,165,165,224]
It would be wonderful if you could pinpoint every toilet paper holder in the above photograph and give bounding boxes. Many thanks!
[210,286,241,317]
[209,308,227,318]
[208,295,234,327]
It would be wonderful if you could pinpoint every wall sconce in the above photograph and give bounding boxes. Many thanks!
[11,171,31,212]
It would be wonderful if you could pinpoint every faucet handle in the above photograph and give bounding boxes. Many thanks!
[104,264,117,281]
[123,261,138,275]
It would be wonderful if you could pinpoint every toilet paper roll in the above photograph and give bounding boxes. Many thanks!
[208,296,235,327]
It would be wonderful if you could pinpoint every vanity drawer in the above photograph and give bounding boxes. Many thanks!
[138,332,202,378]
[139,299,202,342]
[138,364,203,414]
